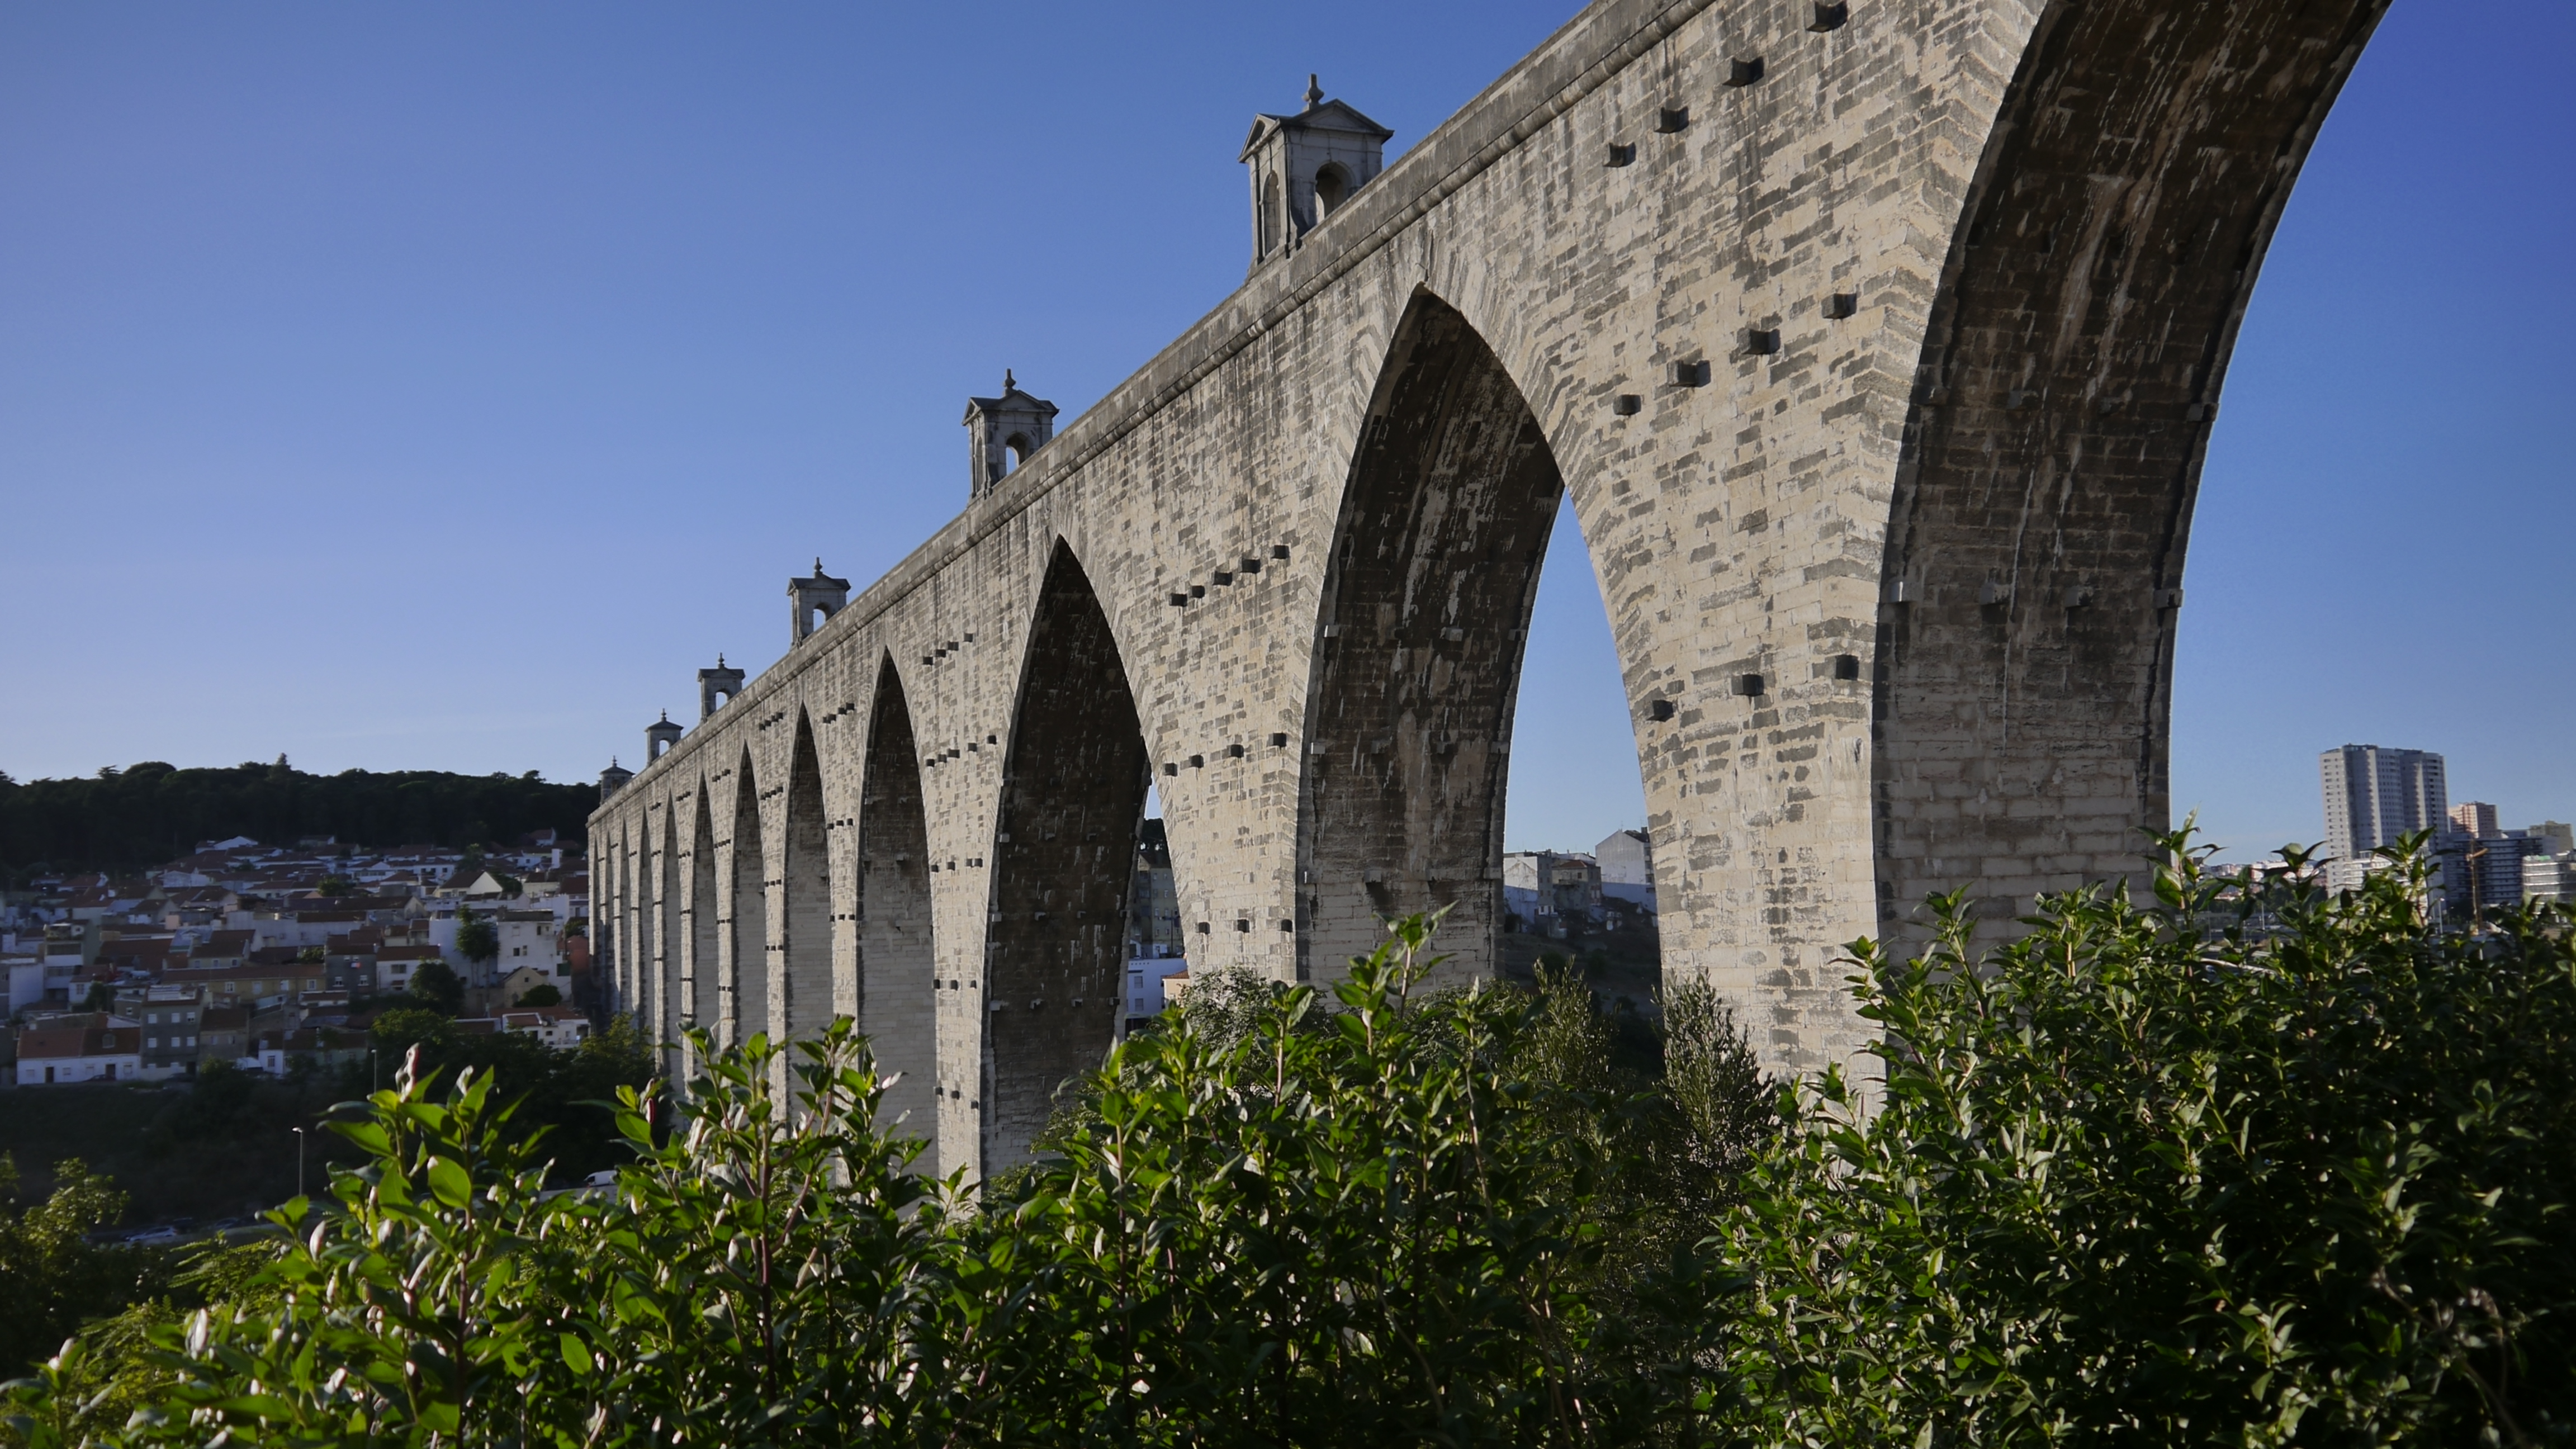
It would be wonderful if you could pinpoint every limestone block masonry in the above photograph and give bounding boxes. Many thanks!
[591,0,2390,1180]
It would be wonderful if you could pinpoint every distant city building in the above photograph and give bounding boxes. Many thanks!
[1503,851,1604,932]
[2467,835,2546,914]
[2522,852,2576,906]
[1595,829,1656,912]
[1122,820,1188,1030]
[2321,745,2449,892]
[3,831,590,1080]
[2443,802,2564,914]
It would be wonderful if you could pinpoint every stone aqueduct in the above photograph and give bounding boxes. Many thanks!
[590,0,2388,1176]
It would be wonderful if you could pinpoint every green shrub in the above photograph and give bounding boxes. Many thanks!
[1715,835,2575,1447]
[1,917,1741,1446]
[0,1159,171,1387]
[5,839,2568,1446]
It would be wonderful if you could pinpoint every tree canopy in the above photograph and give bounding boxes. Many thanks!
[0,762,595,878]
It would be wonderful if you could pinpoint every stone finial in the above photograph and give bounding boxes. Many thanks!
[1304,73,1324,110]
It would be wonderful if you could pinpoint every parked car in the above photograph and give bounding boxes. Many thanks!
[124,1226,179,1246]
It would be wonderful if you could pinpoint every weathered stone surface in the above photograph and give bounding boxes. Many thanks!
[593,0,2388,1178]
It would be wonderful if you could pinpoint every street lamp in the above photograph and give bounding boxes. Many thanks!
[291,1126,306,1202]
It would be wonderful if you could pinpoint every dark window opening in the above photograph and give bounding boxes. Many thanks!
[1315,163,1351,216]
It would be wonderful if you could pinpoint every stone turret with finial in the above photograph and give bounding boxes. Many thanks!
[789,557,851,645]
[963,370,1060,499]
[697,655,745,722]
[1240,73,1392,271]
[646,709,684,761]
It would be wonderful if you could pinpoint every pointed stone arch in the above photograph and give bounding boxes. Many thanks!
[1296,289,1567,987]
[728,752,769,1047]
[855,655,938,1157]
[983,540,1149,1173]
[1870,0,2390,945]
[782,714,832,1043]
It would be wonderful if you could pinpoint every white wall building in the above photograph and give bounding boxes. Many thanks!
[428,908,565,986]
[1595,828,1656,911]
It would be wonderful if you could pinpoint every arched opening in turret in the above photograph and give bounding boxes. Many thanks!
[1259,171,1282,257]
[1315,162,1351,216]
[687,790,719,1053]
[983,541,1150,1175]
[1296,290,1590,989]
[1003,433,1033,475]
[856,655,938,1160]
[728,754,769,1046]
[781,715,831,1043]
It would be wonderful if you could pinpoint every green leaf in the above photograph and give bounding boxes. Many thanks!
[425,1155,472,1209]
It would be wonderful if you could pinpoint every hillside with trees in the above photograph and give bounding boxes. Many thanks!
[0,760,598,877]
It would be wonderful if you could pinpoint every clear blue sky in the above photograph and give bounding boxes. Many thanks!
[3,2,2567,863]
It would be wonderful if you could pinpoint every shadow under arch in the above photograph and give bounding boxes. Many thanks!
[685,787,719,1055]
[855,654,937,1163]
[608,828,634,1027]
[1296,289,1566,986]
[983,539,1150,1173]
[728,750,768,1048]
[634,830,656,1035]
[656,806,681,1077]
[781,713,831,1042]
[1874,0,2387,935]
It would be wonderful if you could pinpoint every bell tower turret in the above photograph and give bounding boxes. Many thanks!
[789,558,851,644]
[963,370,1059,499]
[1240,75,1390,271]
[697,656,745,722]
[646,711,684,761]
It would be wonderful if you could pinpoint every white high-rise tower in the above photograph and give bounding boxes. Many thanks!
[2320,745,2448,891]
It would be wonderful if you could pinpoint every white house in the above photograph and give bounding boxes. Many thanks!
[456,1006,591,1050]
[429,908,563,986]
[1123,950,1190,1024]
[13,1019,144,1085]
